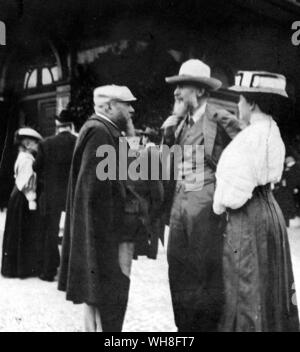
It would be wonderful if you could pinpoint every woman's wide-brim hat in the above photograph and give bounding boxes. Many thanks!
[229,71,289,99]
[165,59,222,91]
[16,127,42,141]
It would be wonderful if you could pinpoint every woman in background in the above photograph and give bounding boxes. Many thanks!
[213,73,299,332]
[1,127,42,278]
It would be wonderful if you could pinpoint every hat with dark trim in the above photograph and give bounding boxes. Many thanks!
[229,71,288,98]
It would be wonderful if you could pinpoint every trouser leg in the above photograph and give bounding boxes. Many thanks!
[85,242,134,332]
[83,304,103,332]
[168,185,224,332]
[40,211,61,278]
[118,241,135,277]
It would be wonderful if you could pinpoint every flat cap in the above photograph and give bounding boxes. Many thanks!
[93,85,137,105]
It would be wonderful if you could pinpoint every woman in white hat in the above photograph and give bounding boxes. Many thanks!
[213,72,299,331]
[1,127,43,278]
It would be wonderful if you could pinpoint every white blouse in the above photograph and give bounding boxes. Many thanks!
[213,113,285,215]
[14,151,37,209]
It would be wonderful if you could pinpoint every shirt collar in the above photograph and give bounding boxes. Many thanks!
[190,101,207,124]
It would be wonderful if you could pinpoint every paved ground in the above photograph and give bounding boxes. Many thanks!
[0,210,299,332]
[0,211,176,332]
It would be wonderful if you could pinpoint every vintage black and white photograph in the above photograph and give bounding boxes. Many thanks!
[0,0,300,334]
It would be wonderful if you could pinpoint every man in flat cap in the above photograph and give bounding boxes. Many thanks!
[58,85,136,332]
[34,109,77,281]
[163,59,240,331]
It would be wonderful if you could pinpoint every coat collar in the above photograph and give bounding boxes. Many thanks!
[89,113,122,139]
[203,104,218,158]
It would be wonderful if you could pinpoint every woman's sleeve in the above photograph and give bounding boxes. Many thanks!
[213,131,258,214]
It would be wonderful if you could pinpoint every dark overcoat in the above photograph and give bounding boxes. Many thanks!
[33,131,77,215]
[58,114,129,307]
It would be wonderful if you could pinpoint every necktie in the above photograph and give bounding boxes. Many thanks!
[188,116,194,128]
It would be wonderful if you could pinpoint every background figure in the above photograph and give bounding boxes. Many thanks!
[58,85,137,332]
[33,110,77,281]
[1,128,42,278]
[141,127,158,149]
[163,59,241,332]
[125,137,165,260]
[273,155,300,226]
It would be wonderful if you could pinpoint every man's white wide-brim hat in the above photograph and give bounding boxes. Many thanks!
[165,59,222,91]
[94,85,137,105]
[16,127,42,141]
[229,71,289,98]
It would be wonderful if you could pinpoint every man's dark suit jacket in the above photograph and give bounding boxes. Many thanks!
[33,131,77,215]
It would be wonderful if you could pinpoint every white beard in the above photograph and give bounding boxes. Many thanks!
[172,100,189,118]
[126,118,136,136]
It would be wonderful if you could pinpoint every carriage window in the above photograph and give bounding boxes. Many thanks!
[26,69,38,89]
[51,66,59,82]
[24,65,59,89]
[23,71,30,89]
[42,68,52,85]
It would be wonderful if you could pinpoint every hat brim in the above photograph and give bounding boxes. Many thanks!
[229,86,289,99]
[16,128,42,141]
[113,97,137,102]
[165,75,222,91]
[16,134,42,142]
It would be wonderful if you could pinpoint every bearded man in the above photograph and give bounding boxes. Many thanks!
[58,85,137,332]
[162,59,241,332]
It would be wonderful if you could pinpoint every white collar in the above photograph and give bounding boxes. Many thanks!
[18,150,34,160]
[190,102,207,124]
[250,112,272,124]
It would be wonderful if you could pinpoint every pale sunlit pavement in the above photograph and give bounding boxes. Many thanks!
[0,210,176,332]
[0,210,299,332]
